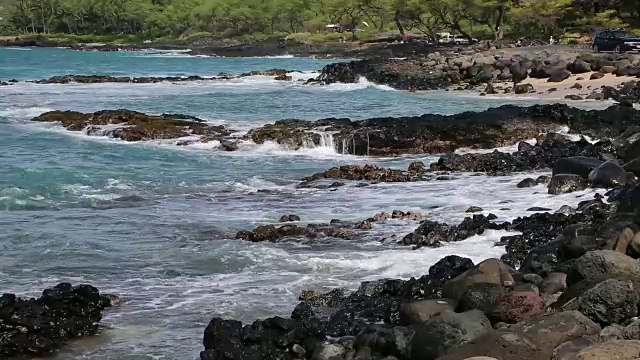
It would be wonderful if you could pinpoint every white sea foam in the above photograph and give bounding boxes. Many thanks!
[0,106,54,120]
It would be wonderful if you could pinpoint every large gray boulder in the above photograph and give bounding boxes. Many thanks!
[437,311,600,360]
[567,250,640,286]
[511,62,529,83]
[577,279,639,326]
[569,59,592,74]
[409,310,491,360]
[399,298,455,325]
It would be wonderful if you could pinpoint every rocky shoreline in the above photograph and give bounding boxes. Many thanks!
[200,180,640,360]
[196,101,640,359]
[21,102,640,359]
[308,50,640,102]
[0,283,115,358]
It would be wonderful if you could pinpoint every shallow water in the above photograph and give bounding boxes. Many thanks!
[0,47,609,359]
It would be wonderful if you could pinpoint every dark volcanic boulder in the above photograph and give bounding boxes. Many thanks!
[548,174,588,194]
[511,62,529,83]
[552,157,604,178]
[517,178,538,188]
[301,164,426,184]
[0,283,113,358]
[589,160,634,188]
[569,59,592,74]
[402,215,506,248]
[577,279,639,326]
[548,69,571,83]
[513,83,534,94]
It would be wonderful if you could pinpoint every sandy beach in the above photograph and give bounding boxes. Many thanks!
[494,71,637,100]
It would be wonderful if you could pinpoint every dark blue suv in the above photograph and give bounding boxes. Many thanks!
[593,29,640,52]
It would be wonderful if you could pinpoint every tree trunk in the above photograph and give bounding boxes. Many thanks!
[494,6,505,41]
[394,9,405,39]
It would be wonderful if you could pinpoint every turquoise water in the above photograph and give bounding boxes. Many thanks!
[0,47,606,359]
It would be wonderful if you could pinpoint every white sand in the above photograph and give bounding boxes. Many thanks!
[493,72,637,100]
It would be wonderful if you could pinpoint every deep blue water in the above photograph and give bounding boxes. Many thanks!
[0,47,605,359]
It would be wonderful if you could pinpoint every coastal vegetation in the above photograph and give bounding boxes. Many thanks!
[1,0,640,43]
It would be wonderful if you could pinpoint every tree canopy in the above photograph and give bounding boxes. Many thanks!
[1,0,640,42]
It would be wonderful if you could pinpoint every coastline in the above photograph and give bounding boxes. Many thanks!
[6,46,640,359]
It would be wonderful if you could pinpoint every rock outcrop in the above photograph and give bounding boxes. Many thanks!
[31,109,232,142]
[0,283,114,358]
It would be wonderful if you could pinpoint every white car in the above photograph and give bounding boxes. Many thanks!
[453,35,478,44]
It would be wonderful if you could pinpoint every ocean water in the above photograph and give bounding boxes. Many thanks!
[0,47,610,359]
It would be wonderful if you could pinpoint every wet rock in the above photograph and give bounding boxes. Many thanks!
[442,259,514,302]
[32,110,231,142]
[567,250,640,286]
[589,160,634,188]
[274,74,293,81]
[537,175,551,184]
[301,164,426,184]
[553,157,604,178]
[556,205,576,215]
[219,139,239,151]
[489,290,545,324]
[408,161,426,173]
[527,207,552,211]
[548,174,588,195]
[34,74,218,84]
[280,215,301,222]
[201,316,326,360]
[402,215,506,248]
[565,95,584,101]
[517,178,538,188]
[0,283,113,358]
[466,206,483,213]
[577,279,639,326]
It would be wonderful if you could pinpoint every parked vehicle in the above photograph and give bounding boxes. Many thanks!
[593,29,640,52]
[437,32,478,44]
[453,35,478,44]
